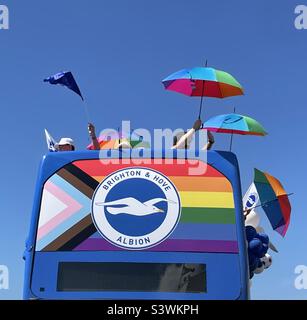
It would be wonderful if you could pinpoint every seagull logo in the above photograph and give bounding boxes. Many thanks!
[95,197,177,216]
[91,167,181,250]
[246,194,258,208]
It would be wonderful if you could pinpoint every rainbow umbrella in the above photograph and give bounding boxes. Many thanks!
[254,169,292,237]
[203,113,267,136]
[87,131,124,150]
[87,131,150,150]
[162,66,244,118]
[87,138,140,150]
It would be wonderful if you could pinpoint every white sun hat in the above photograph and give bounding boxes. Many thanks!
[55,138,75,149]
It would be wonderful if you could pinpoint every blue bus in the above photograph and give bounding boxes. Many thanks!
[23,149,249,299]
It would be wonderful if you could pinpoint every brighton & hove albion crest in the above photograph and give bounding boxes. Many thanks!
[91,167,181,250]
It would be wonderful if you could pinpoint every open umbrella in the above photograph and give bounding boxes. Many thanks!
[162,66,244,118]
[87,138,138,150]
[203,113,267,136]
[87,131,150,150]
[253,169,292,237]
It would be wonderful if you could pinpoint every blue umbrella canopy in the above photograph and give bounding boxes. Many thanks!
[203,113,267,136]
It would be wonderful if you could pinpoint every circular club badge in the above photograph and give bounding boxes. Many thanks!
[246,194,258,208]
[91,167,181,250]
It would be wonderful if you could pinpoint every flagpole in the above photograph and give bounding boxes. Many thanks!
[82,99,91,124]
[198,60,208,120]
[81,98,92,144]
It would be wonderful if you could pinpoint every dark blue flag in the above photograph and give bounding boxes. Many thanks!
[44,71,83,100]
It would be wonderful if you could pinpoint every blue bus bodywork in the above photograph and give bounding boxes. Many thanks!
[23,149,249,299]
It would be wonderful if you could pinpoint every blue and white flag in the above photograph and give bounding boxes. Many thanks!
[44,71,83,100]
[44,129,57,152]
[243,183,259,210]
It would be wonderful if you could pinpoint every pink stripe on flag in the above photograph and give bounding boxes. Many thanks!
[37,181,82,240]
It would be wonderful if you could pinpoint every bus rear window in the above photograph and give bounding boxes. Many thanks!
[57,262,206,293]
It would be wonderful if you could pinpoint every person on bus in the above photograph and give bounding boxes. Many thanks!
[55,123,100,151]
[56,138,75,151]
[88,123,100,150]
[172,119,215,150]
[87,123,132,150]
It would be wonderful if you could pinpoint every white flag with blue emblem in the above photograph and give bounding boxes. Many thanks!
[243,183,259,210]
[44,129,57,152]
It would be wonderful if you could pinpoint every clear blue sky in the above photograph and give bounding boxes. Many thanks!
[0,0,306,299]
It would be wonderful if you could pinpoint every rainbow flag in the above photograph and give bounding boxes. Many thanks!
[35,159,238,253]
